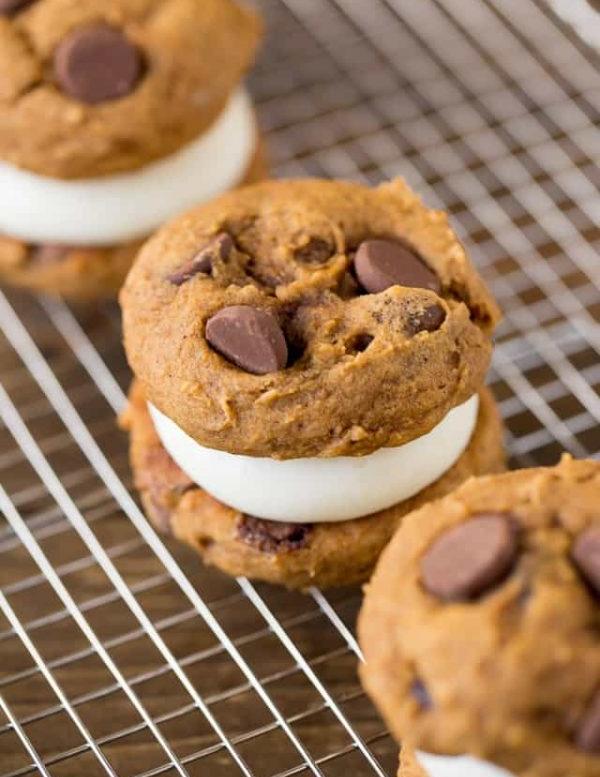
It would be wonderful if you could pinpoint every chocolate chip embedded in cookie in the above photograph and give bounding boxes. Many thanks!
[206,305,288,374]
[405,304,446,336]
[167,233,234,286]
[237,515,312,553]
[54,24,144,104]
[354,239,440,295]
[359,455,600,777]
[121,178,501,459]
[421,513,518,601]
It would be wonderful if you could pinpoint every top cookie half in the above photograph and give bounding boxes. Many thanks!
[0,0,261,178]
[121,178,501,459]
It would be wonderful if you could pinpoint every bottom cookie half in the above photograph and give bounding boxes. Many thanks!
[0,142,267,301]
[123,382,505,590]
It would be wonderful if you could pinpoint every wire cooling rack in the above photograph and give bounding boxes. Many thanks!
[1,1,599,775]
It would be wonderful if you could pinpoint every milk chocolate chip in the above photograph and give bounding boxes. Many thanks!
[422,514,518,601]
[354,239,440,295]
[238,515,313,553]
[206,305,288,375]
[576,690,600,754]
[54,24,143,104]
[406,304,446,335]
[572,527,600,596]
[167,233,233,286]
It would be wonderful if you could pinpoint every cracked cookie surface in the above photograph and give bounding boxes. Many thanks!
[121,178,501,459]
[121,381,505,590]
[359,456,600,777]
[0,0,261,178]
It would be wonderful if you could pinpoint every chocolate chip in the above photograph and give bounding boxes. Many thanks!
[237,515,313,554]
[294,237,333,264]
[576,690,600,753]
[167,233,233,286]
[410,679,433,710]
[54,24,143,104]
[421,514,519,601]
[572,527,600,596]
[29,244,70,263]
[205,305,288,375]
[405,304,446,336]
[0,0,34,14]
[354,239,440,295]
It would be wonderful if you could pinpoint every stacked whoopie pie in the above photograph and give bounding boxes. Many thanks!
[0,0,264,299]
[359,455,600,777]
[121,177,505,589]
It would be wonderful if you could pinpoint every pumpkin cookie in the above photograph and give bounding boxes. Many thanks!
[121,177,504,588]
[0,0,263,299]
[359,456,600,777]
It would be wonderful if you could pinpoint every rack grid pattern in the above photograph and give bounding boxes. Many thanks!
[1,1,599,775]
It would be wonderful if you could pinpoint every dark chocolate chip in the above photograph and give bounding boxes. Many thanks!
[0,0,34,14]
[354,239,440,295]
[410,679,433,710]
[405,304,446,336]
[54,24,143,104]
[237,515,313,554]
[205,305,288,375]
[572,527,600,597]
[294,237,334,264]
[29,244,70,263]
[421,513,519,601]
[576,690,600,754]
[167,233,233,286]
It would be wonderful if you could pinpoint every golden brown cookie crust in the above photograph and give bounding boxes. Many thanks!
[0,0,262,178]
[121,381,505,590]
[122,177,501,459]
[0,140,267,300]
[359,456,600,777]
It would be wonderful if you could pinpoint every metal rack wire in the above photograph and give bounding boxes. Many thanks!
[0,1,598,775]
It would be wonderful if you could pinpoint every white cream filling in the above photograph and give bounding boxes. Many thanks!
[0,88,256,247]
[417,752,515,777]
[148,394,479,524]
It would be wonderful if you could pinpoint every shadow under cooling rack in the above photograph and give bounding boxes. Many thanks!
[0,0,599,775]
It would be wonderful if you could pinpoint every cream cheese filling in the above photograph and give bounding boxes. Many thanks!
[0,88,256,247]
[148,394,479,524]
